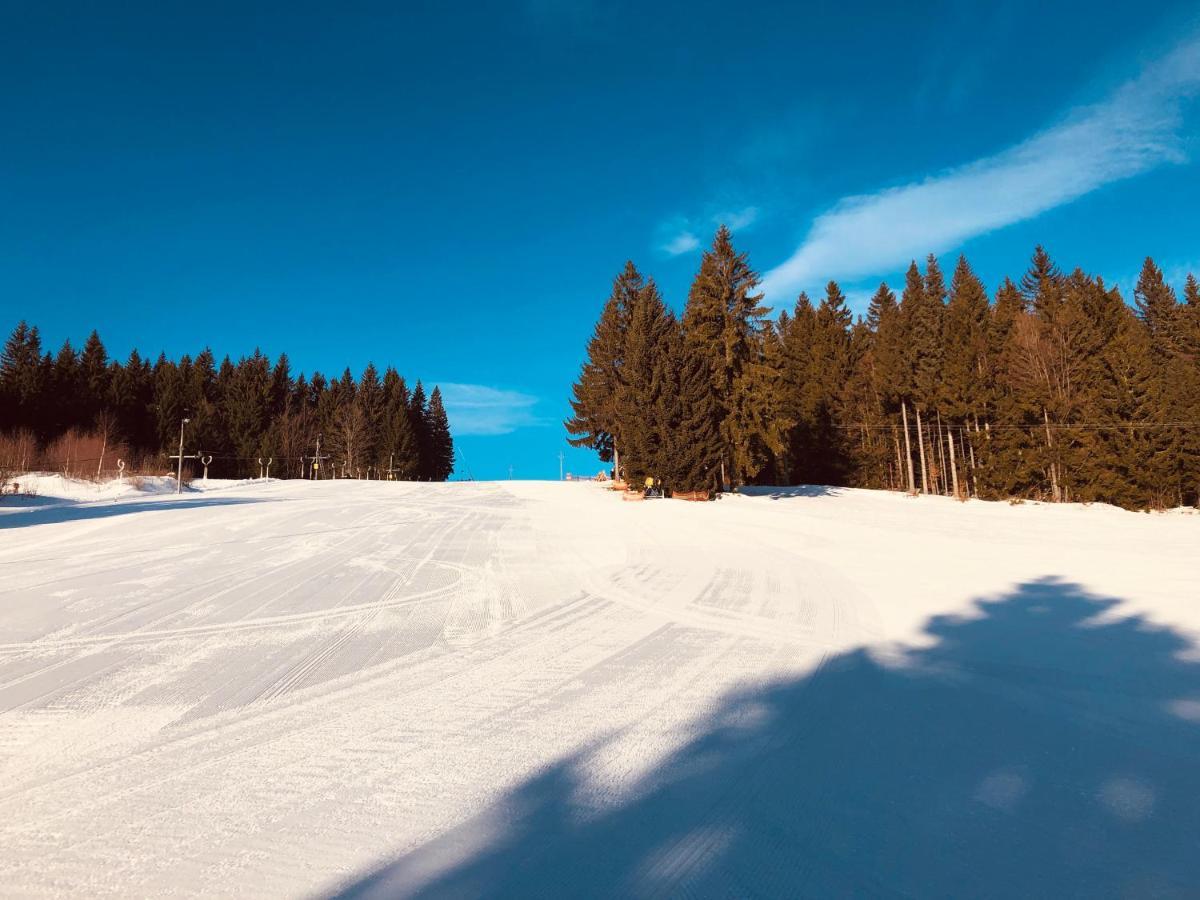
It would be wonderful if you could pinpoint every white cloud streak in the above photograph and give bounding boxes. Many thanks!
[761,35,1200,300]
[660,229,700,256]
[436,383,540,436]
[715,206,759,231]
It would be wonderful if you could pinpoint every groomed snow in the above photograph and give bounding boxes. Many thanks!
[1,480,1198,897]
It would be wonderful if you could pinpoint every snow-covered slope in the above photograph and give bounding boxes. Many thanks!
[0,480,1197,897]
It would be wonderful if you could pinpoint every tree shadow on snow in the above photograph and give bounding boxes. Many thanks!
[335,578,1200,899]
[736,484,845,500]
[0,496,267,529]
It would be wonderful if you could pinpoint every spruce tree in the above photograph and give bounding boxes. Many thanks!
[50,340,80,438]
[1091,304,1167,507]
[779,293,819,483]
[617,278,675,483]
[911,255,946,413]
[380,369,419,478]
[357,363,384,474]
[409,380,430,479]
[681,226,772,485]
[425,387,455,481]
[565,261,642,467]
[223,350,272,476]
[657,318,722,492]
[1134,257,1181,354]
[942,256,990,424]
[79,330,110,426]
[1021,245,1063,315]
[0,322,41,431]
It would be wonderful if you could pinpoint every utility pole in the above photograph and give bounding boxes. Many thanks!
[170,416,194,494]
[311,433,329,480]
[558,451,564,481]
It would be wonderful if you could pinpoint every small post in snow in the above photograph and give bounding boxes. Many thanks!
[117,459,126,485]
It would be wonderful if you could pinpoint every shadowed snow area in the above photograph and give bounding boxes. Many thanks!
[0,480,1197,897]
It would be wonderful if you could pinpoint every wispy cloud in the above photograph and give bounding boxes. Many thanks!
[657,204,758,257]
[761,35,1200,300]
[436,383,541,436]
[714,206,759,231]
[658,225,700,257]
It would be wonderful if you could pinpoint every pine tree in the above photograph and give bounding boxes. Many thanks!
[110,349,154,454]
[682,226,772,485]
[49,340,80,438]
[617,278,675,484]
[911,255,946,413]
[223,350,272,476]
[409,380,430,479]
[656,318,722,492]
[79,330,110,427]
[1090,305,1167,507]
[565,261,643,467]
[803,281,853,485]
[1021,245,1063,315]
[357,363,384,474]
[942,256,990,424]
[1134,257,1181,354]
[153,354,187,455]
[778,293,819,483]
[425,386,455,481]
[0,322,43,431]
[380,369,419,479]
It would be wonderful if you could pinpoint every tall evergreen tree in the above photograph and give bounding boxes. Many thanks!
[565,261,642,467]
[681,226,772,485]
[380,369,419,479]
[357,363,384,473]
[79,330,110,426]
[616,278,675,483]
[425,387,455,482]
[409,380,431,479]
[942,256,990,424]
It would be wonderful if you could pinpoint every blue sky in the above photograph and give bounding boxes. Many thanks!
[3,1,1199,479]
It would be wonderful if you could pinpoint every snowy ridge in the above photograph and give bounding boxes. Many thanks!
[0,480,1198,896]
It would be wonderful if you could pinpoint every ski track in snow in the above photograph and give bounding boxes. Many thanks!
[0,480,1197,897]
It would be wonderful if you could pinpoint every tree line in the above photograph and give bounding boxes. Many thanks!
[0,326,454,482]
[567,227,1200,510]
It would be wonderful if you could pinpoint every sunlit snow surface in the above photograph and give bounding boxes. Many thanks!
[1,479,1198,897]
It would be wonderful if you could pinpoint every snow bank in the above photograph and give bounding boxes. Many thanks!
[0,472,278,510]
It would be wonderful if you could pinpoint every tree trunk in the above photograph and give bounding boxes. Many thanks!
[936,412,948,495]
[1043,408,1060,502]
[947,427,960,499]
[916,407,929,495]
[901,403,916,494]
[893,428,904,493]
[964,430,975,497]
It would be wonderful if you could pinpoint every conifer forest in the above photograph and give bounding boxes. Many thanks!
[0,330,454,482]
[567,228,1200,510]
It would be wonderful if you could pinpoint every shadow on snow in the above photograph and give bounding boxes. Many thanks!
[0,496,267,529]
[336,578,1200,899]
[735,484,846,501]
